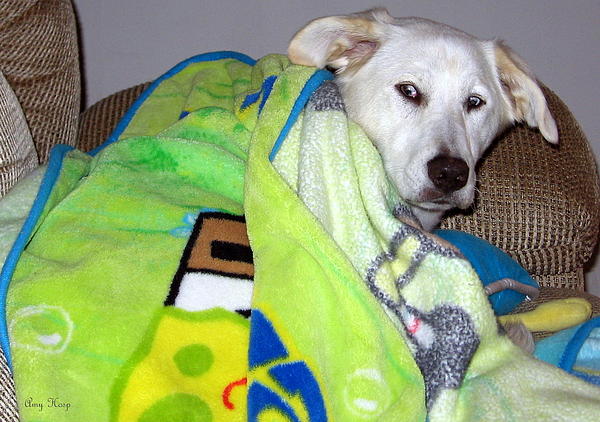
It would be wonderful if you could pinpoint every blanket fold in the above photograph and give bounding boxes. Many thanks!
[2,51,599,422]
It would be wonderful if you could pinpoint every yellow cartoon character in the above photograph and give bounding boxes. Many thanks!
[111,307,248,422]
[112,212,254,421]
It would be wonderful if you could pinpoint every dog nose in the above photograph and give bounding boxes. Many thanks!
[427,155,469,194]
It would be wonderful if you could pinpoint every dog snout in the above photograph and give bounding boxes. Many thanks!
[427,155,469,194]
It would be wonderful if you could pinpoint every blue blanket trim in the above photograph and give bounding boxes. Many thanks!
[88,51,257,156]
[559,316,600,381]
[268,69,334,162]
[0,145,75,366]
[0,51,257,368]
[571,369,600,386]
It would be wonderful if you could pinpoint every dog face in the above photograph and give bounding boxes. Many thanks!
[289,8,558,230]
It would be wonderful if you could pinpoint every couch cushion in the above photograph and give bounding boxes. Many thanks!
[0,0,81,163]
[0,69,38,197]
[0,345,18,422]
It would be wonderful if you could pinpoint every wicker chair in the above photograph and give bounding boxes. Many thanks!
[1,1,599,420]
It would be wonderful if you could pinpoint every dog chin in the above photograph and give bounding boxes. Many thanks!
[406,193,474,231]
[408,205,446,231]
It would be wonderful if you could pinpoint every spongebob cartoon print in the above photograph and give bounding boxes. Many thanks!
[165,211,254,316]
[111,211,254,422]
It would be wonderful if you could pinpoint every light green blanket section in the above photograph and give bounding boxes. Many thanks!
[6,53,424,421]
[6,55,260,421]
[246,74,600,420]
[0,166,46,265]
[244,73,425,420]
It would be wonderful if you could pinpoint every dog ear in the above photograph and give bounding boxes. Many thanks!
[288,8,392,74]
[493,41,558,144]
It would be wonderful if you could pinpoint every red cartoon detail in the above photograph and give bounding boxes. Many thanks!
[407,317,421,334]
[222,377,247,410]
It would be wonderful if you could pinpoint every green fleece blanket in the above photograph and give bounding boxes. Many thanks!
[3,52,600,421]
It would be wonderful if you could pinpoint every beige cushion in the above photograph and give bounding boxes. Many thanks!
[0,345,18,422]
[0,69,38,197]
[0,0,81,163]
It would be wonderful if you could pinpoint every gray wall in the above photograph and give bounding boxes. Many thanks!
[73,0,600,293]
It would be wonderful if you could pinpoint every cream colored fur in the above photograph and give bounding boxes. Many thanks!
[289,8,557,230]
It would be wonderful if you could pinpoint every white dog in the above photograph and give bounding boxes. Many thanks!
[288,8,558,230]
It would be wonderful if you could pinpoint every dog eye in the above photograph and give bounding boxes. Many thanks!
[466,95,485,111]
[396,83,421,103]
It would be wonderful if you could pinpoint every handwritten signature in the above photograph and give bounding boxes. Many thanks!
[24,396,71,412]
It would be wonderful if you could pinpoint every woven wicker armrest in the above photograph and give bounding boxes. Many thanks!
[442,86,600,291]
[78,82,151,152]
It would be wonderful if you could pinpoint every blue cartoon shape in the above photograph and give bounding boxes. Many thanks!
[248,382,300,422]
[240,75,277,114]
[249,309,288,368]
[170,211,200,238]
[270,362,327,421]
[248,309,327,421]
[170,208,229,239]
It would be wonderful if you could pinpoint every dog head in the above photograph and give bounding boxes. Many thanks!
[289,8,558,230]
